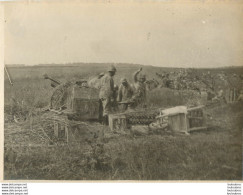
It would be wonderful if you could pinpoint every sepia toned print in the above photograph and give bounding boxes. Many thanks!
[2,1,243,180]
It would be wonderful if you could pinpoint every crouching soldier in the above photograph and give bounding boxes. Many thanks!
[99,65,116,125]
[117,78,133,111]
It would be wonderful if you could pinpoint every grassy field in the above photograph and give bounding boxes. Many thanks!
[4,64,243,180]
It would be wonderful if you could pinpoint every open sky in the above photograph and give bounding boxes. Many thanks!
[4,1,243,68]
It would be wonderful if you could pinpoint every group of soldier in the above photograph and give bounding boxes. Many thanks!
[87,66,243,124]
[88,65,147,125]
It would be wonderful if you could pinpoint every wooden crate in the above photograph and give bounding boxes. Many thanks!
[157,106,188,133]
[167,113,188,133]
[67,86,101,120]
[187,106,207,132]
[156,106,207,133]
[108,114,127,132]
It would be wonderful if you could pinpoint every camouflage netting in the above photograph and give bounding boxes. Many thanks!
[50,82,73,110]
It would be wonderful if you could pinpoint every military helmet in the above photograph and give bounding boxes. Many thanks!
[107,65,116,72]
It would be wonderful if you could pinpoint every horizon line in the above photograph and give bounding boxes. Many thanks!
[4,62,243,69]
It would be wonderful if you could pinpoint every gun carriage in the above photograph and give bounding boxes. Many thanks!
[42,75,103,143]
[40,74,209,143]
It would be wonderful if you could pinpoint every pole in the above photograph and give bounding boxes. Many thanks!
[4,65,13,86]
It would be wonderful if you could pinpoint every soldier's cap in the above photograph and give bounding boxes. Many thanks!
[107,65,116,72]
[121,78,128,83]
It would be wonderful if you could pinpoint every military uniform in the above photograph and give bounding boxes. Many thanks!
[131,69,147,108]
[118,84,133,102]
[99,74,115,116]
[132,82,146,107]
[99,66,116,119]
[117,78,133,111]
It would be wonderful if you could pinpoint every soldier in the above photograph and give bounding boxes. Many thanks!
[117,78,133,111]
[88,72,105,89]
[99,65,116,125]
[131,68,147,108]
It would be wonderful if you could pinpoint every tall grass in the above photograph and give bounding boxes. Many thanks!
[4,125,242,180]
[4,66,243,180]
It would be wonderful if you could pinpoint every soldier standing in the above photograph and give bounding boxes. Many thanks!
[131,68,147,108]
[99,65,116,125]
[117,78,133,111]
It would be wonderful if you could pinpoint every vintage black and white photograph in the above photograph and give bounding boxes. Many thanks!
[3,1,243,180]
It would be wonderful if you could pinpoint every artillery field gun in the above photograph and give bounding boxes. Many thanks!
[41,75,103,143]
[42,74,162,143]
[39,74,209,143]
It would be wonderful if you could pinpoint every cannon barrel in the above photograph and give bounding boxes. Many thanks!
[43,74,61,87]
